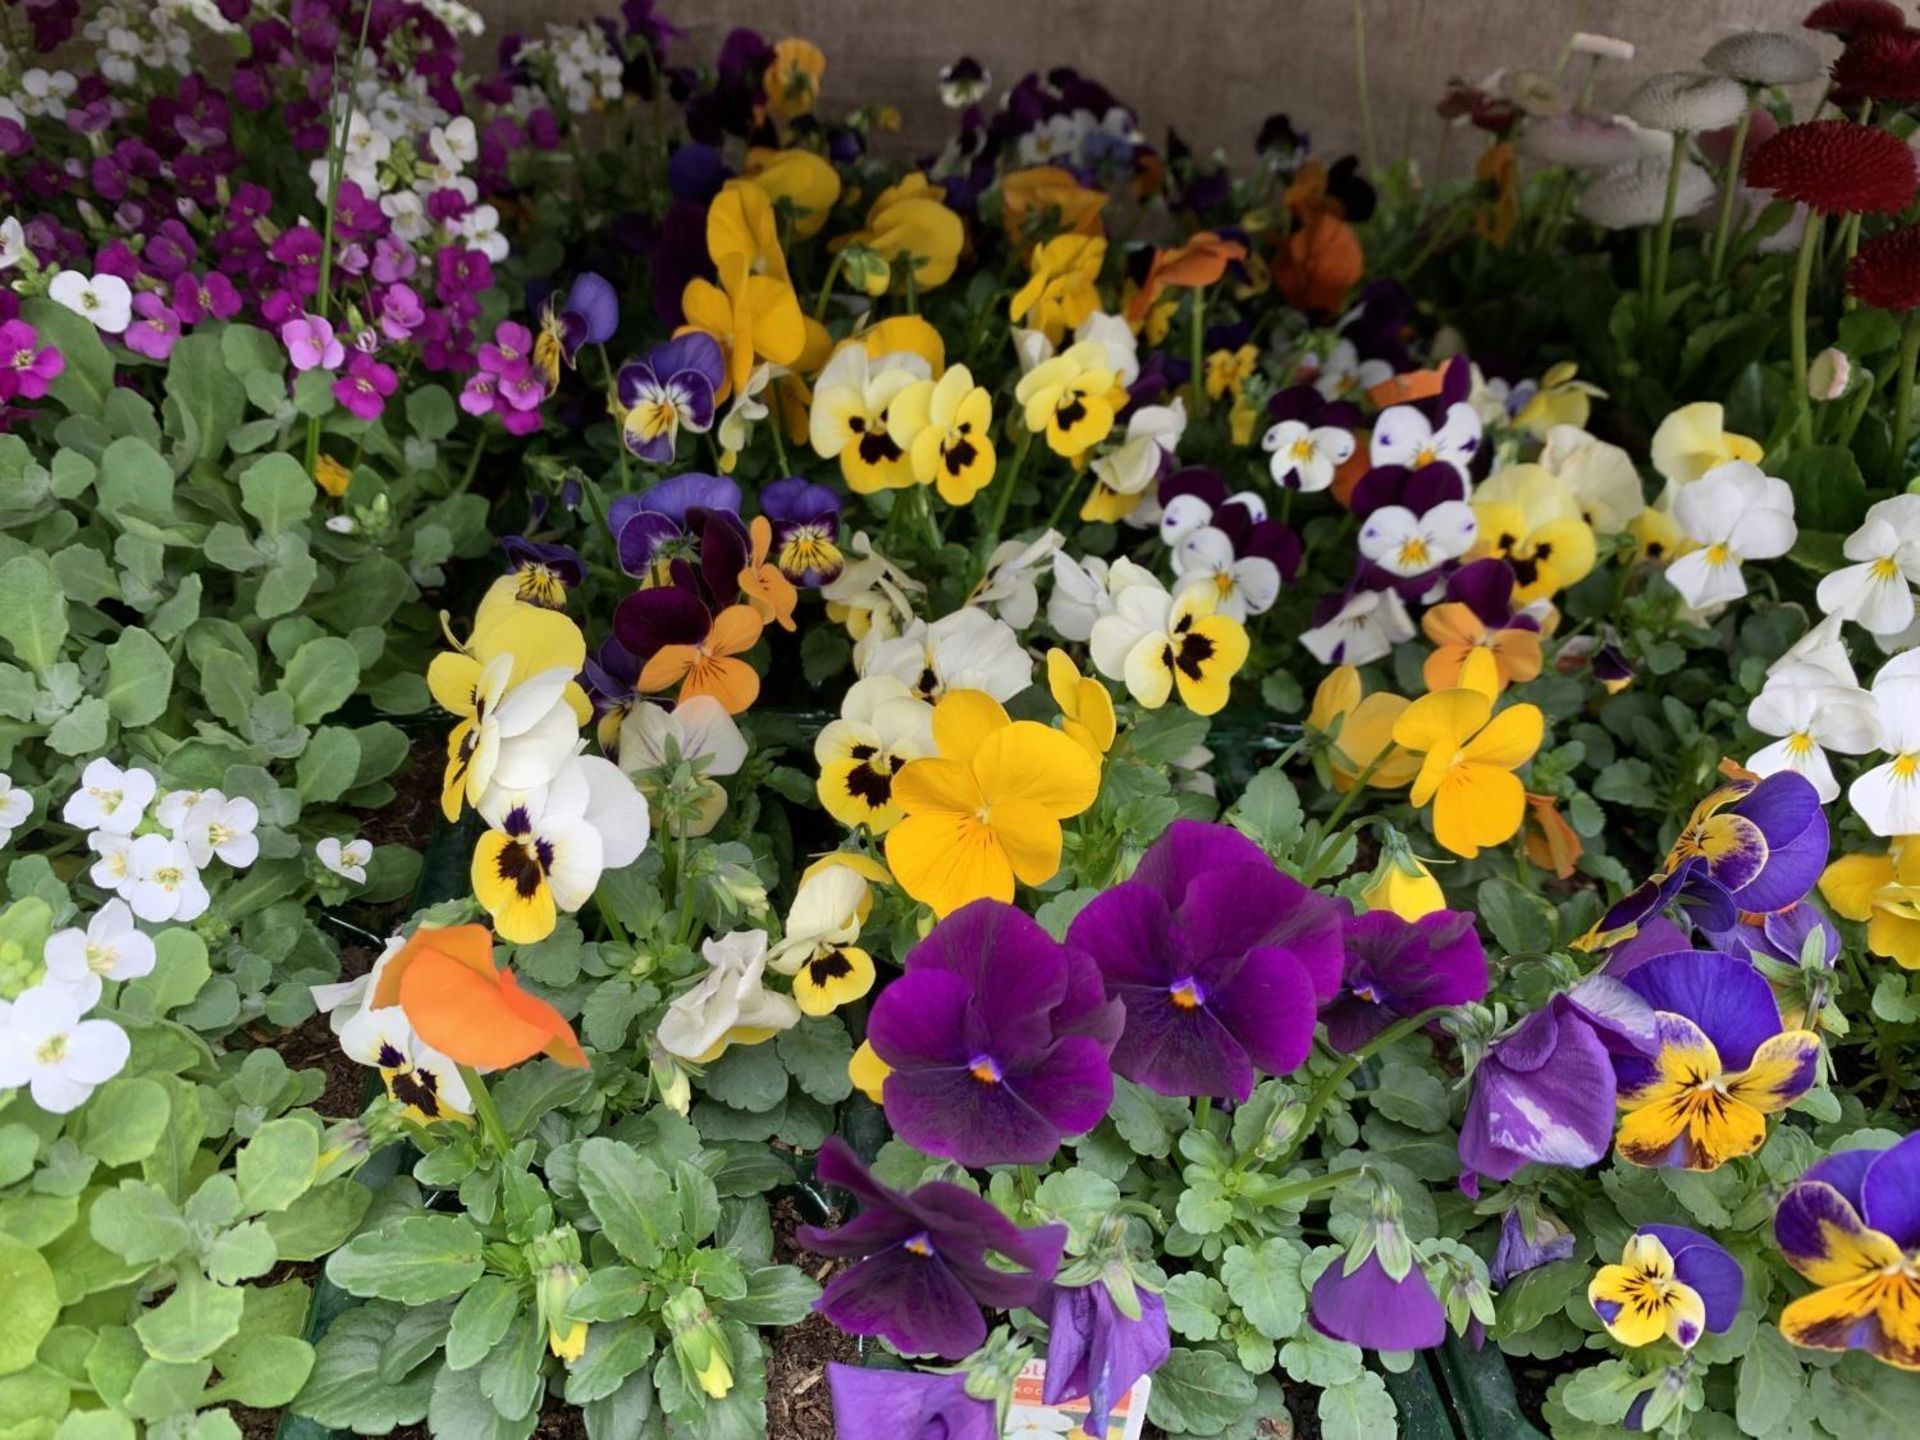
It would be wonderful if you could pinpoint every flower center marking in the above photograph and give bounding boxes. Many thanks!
[1169,977,1207,1009]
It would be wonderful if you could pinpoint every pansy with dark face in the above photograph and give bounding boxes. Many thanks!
[534,270,620,388]
[758,475,844,586]
[616,332,726,463]
[498,535,585,610]
[608,471,743,579]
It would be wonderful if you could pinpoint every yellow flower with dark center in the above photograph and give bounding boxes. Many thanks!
[814,676,935,833]
[1015,340,1123,457]
[809,344,928,493]
[765,38,825,122]
[1588,1234,1708,1349]
[1469,464,1598,604]
[1614,1010,1821,1171]
[887,364,997,505]
[767,864,876,1016]
[1010,233,1106,343]
[1821,838,1920,969]
[1089,584,1250,715]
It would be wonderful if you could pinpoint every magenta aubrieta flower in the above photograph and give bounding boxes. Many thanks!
[1042,1283,1170,1438]
[333,352,397,421]
[282,312,344,372]
[867,899,1121,1167]
[826,1365,995,1440]
[1067,820,1342,1100]
[798,1137,1065,1359]
[0,320,63,403]
[1323,906,1488,1051]
[123,293,181,362]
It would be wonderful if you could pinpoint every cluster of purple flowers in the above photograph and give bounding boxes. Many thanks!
[0,317,65,421]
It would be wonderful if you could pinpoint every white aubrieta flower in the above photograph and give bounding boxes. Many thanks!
[88,833,134,892]
[317,837,373,884]
[155,786,218,833]
[1849,651,1920,836]
[0,983,130,1114]
[1263,418,1356,492]
[44,899,156,985]
[63,758,157,835]
[656,929,802,1062]
[0,773,31,848]
[1662,461,1796,611]
[47,270,133,334]
[1745,663,1881,803]
[1817,495,1920,636]
[1300,587,1416,667]
[179,794,260,869]
[1368,402,1482,482]
[123,834,210,923]
[0,218,27,272]
[861,606,1032,702]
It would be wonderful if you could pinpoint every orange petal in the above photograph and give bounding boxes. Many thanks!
[370,924,495,1010]
[399,947,570,1069]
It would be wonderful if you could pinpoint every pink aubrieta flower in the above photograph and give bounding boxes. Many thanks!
[480,320,537,377]
[123,293,181,362]
[281,313,345,372]
[378,284,425,341]
[0,320,63,403]
[333,352,398,420]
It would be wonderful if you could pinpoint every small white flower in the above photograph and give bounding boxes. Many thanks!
[1578,160,1717,230]
[47,270,133,335]
[1368,402,1482,481]
[155,786,221,834]
[178,793,259,869]
[1300,588,1415,667]
[1770,613,1856,687]
[1171,528,1281,621]
[861,606,1033,702]
[1358,501,1479,578]
[1089,400,1185,508]
[970,531,1064,630]
[0,219,26,273]
[88,832,135,892]
[123,835,210,923]
[1745,664,1881,803]
[43,899,156,985]
[316,837,373,884]
[1159,488,1267,551]
[1703,32,1821,88]
[1818,495,1920,636]
[0,983,130,1114]
[657,929,802,1061]
[1263,419,1356,493]
[1309,338,1392,402]
[1624,71,1747,134]
[325,515,358,534]
[1663,461,1796,611]
[63,758,157,835]
[0,772,31,847]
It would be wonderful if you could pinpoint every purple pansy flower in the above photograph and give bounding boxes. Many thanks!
[1490,1206,1576,1289]
[798,1137,1065,1360]
[1158,467,1303,586]
[1457,975,1658,1191]
[616,333,725,463]
[1323,908,1488,1052]
[1590,1223,1743,1346]
[499,536,585,610]
[1042,1283,1170,1438]
[759,476,845,586]
[868,900,1121,1168]
[1310,1246,1447,1351]
[609,471,743,578]
[1067,820,1342,1100]
[826,1366,996,1440]
[552,271,620,358]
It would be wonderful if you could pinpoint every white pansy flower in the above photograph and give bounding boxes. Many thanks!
[1368,402,1482,481]
[1263,418,1356,493]
[656,929,801,1062]
[970,531,1064,630]
[1358,502,1478,578]
[317,837,373,884]
[310,935,402,1036]
[0,219,26,272]
[455,659,582,814]
[1300,588,1416,667]
[1663,461,1796,611]
[1310,338,1392,403]
[122,835,210,923]
[1171,529,1281,622]
[1089,400,1185,513]
[1540,425,1646,533]
[1818,495,1920,636]
[1769,613,1856,687]
[862,606,1032,702]
[63,758,156,835]
[0,983,130,1114]
[1849,651,1920,836]
[1745,663,1881,803]
[43,900,155,985]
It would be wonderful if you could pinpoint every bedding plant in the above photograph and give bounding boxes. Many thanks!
[4,1,1920,1438]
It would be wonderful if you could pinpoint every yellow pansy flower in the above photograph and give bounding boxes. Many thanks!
[1046,649,1117,757]
[1651,401,1763,487]
[1361,846,1447,920]
[1015,340,1123,457]
[313,454,351,498]
[1821,839,1920,969]
[1205,344,1260,401]
[680,254,805,403]
[1089,584,1250,716]
[1391,689,1544,858]
[887,364,996,505]
[1010,233,1106,344]
[885,689,1101,916]
[808,344,929,493]
[1588,1234,1708,1349]
[765,38,825,122]
[1515,362,1605,439]
[814,676,935,833]
[766,863,876,1016]
[707,183,790,288]
[1469,464,1598,605]
[742,147,842,239]
[840,172,966,291]
[1307,666,1419,791]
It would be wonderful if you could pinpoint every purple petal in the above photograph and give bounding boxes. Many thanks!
[1131,820,1270,910]
[611,583,711,661]
[1459,1006,1618,1182]
[1070,882,1180,991]
[1620,950,1783,1072]
[1730,773,1828,914]
[667,370,717,431]
[1208,946,1318,1077]
[648,331,726,392]
[1310,1252,1446,1351]
[1799,1146,1882,1214]
[870,969,975,1071]
[1859,1133,1920,1251]
[614,511,682,575]
[1640,1225,1744,1335]
[562,271,620,347]
[1445,558,1517,626]
[816,1248,989,1359]
[761,475,843,526]
[1106,981,1255,1100]
[696,508,750,608]
[1042,1284,1170,1437]
[1774,1178,1878,1282]
[641,471,743,523]
[828,1367,997,1440]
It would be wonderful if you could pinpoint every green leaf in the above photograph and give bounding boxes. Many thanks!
[1107,1076,1190,1159]
[1476,875,1556,955]
[477,1309,545,1421]
[1230,766,1303,850]
[701,1041,789,1112]
[575,1138,672,1269]
[0,554,68,675]
[1369,1061,1452,1132]
[1317,1370,1398,1440]
[293,1301,435,1433]
[716,1266,820,1327]
[1279,1327,1363,1388]
[126,928,210,1016]
[447,1275,525,1372]
[1775,445,1868,534]
[133,1270,245,1362]
[102,628,174,726]
[206,1221,278,1285]
[47,696,110,755]
[164,332,247,467]
[96,436,175,516]
[235,1117,318,1213]
[1736,1325,1806,1436]
[76,1077,172,1166]
[88,1180,191,1266]
[297,726,362,802]
[1220,1239,1307,1341]
[54,1411,137,1440]
[775,1020,853,1105]
[278,636,359,724]
[24,297,113,416]
[0,1234,58,1375]
[1493,1259,1585,1337]
[1163,1273,1231,1342]
[325,1215,485,1304]
[205,1332,314,1408]
[239,453,315,534]
[430,1353,540,1440]
[562,1320,656,1407]
[261,1179,373,1262]
[1147,1347,1259,1436]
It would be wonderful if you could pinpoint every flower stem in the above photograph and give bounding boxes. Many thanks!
[459,1065,513,1158]
[1895,310,1920,486]
[974,428,1033,584]
[598,343,631,487]
[1042,467,1087,535]
[1188,289,1208,421]
[1790,211,1827,448]
[1706,107,1752,285]
[452,433,487,495]
[813,250,846,320]
[1279,1005,1453,1164]
[1645,130,1687,335]
[1194,1096,1213,1131]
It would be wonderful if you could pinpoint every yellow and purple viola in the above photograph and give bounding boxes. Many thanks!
[1589,1224,1743,1351]
[1773,1132,1920,1370]
[1608,950,1821,1171]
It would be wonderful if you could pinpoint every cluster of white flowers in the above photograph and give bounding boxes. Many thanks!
[64,758,258,924]
[0,52,77,123]
[0,900,155,1114]
[1013,105,1143,171]
[513,23,624,116]
[80,2,194,87]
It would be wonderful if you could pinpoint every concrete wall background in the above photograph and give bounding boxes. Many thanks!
[478,0,1828,178]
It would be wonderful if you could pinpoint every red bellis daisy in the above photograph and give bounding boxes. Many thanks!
[1831,26,1920,103]
[1847,226,1920,311]
[1745,119,1919,215]
[1805,0,1909,41]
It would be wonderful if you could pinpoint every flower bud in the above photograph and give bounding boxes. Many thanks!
[651,1055,692,1116]
[1808,347,1850,401]
[841,246,892,297]
[531,1226,589,1366]
[1361,837,1446,921]
[664,1288,734,1399]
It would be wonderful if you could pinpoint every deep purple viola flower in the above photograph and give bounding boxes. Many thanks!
[1067,820,1341,1100]
[1457,975,1657,1191]
[869,900,1120,1167]
[668,143,730,202]
[1042,1283,1170,1438]
[1444,558,1539,634]
[1490,1206,1575,1289]
[616,333,724,464]
[1347,460,1470,521]
[613,582,714,668]
[759,476,845,586]
[499,536,585,610]
[556,271,619,358]
[827,1366,995,1440]
[650,199,716,328]
[1323,908,1487,1051]
[1598,771,1829,941]
[798,1137,1065,1360]
[1310,1250,1446,1351]
[609,472,742,577]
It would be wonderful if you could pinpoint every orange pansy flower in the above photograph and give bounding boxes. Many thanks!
[739,516,799,632]
[1273,212,1363,315]
[375,924,587,1070]
[638,602,765,715]
[1126,231,1248,325]
[1524,793,1583,880]
[1422,602,1544,695]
